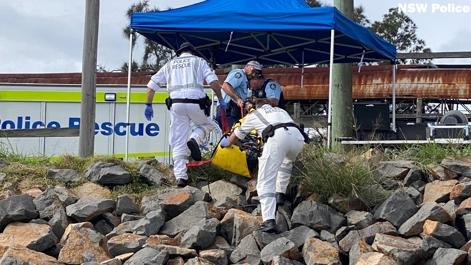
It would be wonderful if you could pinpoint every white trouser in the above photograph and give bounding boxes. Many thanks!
[257,127,304,221]
[170,103,217,180]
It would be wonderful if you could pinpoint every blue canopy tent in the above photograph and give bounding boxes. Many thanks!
[126,0,396,154]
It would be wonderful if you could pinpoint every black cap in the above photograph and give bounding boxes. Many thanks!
[176,42,195,56]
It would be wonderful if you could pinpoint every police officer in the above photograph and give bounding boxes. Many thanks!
[145,42,225,188]
[219,90,308,233]
[249,73,283,107]
[217,61,263,128]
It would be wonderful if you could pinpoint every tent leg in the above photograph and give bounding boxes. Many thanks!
[125,31,134,160]
[301,49,305,91]
[392,63,397,132]
[327,29,335,148]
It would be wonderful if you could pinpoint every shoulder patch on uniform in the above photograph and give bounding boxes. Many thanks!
[235,72,242,79]
[270,83,276,90]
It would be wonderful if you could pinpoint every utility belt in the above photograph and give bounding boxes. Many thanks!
[165,96,211,116]
[261,122,310,143]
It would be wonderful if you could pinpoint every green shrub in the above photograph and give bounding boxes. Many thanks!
[385,143,471,166]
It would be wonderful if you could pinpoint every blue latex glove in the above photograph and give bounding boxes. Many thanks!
[220,136,231,148]
[219,100,227,111]
[144,103,153,121]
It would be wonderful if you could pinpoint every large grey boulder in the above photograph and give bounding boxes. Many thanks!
[66,197,115,222]
[346,211,374,229]
[374,189,418,227]
[376,160,415,180]
[107,233,147,257]
[420,235,452,259]
[48,168,82,185]
[0,194,38,231]
[200,249,228,265]
[116,195,139,216]
[123,247,168,265]
[291,200,346,233]
[339,221,397,252]
[303,238,341,265]
[450,182,471,204]
[49,204,69,239]
[441,158,471,177]
[229,234,260,264]
[398,202,451,236]
[202,180,244,208]
[260,237,299,263]
[181,218,219,250]
[110,209,165,237]
[403,167,426,186]
[372,233,424,265]
[220,208,262,246]
[423,219,466,248]
[139,164,166,186]
[160,201,213,236]
[86,162,132,185]
[427,248,467,265]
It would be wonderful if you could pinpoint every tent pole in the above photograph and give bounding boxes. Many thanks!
[327,29,335,148]
[125,31,133,161]
[392,63,397,132]
[301,49,305,91]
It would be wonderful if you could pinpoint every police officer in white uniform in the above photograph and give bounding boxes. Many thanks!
[145,42,225,187]
[219,90,308,232]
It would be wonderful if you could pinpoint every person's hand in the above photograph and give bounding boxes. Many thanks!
[220,136,231,148]
[144,103,153,121]
[219,100,227,111]
[236,98,244,108]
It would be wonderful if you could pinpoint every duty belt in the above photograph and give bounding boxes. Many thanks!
[165,96,211,116]
[261,122,310,143]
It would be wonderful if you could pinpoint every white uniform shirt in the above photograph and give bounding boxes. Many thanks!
[147,52,218,99]
[234,104,303,141]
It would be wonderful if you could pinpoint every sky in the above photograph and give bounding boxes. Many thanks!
[0,0,469,73]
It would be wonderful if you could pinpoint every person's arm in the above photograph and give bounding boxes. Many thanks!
[209,80,223,102]
[265,81,282,107]
[222,82,244,107]
[146,88,155,104]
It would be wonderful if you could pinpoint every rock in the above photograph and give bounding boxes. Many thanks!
[160,201,215,236]
[58,222,110,264]
[121,213,143,223]
[339,222,397,252]
[49,204,69,238]
[374,189,418,227]
[403,167,425,186]
[303,238,341,265]
[0,222,57,252]
[0,245,61,265]
[328,194,368,213]
[0,194,38,230]
[229,234,260,264]
[404,187,422,205]
[260,237,300,263]
[450,182,471,204]
[376,160,415,180]
[442,158,471,177]
[141,186,210,218]
[123,247,168,265]
[398,202,451,236]
[420,235,452,259]
[0,173,5,182]
[72,182,112,199]
[107,233,147,257]
[423,180,458,203]
[181,218,219,249]
[167,257,185,265]
[276,208,291,233]
[423,219,466,248]
[66,197,115,222]
[48,168,81,184]
[116,195,139,216]
[456,214,471,240]
[139,164,166,185]
[346,211,374,229]
[428,164,457,181]
[95,219,115,235]
[457,197,471,215]
[200,249,227,265]
[272,256,305,265]
[149,245,197,258]
[202,180,244,208]
[245,179,258,203]
[335,226,353,242]
[373,234,424,264]
[283,225,319,248]
[208,236,233,255]
[110,209,165,237]
[354,252,399,265]
[291,200,346,233]
[85,162,132,185]
[429,248,467,265]
[184,257,215,265]
[320,230,336,243]
[220,208,262,246]
[229,175,249,190]
[145,235,180,247]
[22,188,43,198]
[349,240,374,265]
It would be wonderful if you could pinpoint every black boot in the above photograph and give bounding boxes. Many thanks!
[276,192,287,206]
[176,178,188,188]
[259,219,277,233]
[187,138,202,161]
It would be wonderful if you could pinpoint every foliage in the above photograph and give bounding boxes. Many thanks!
[123,1,173,72]
[353,6,370,27]
[293,144,389,207]
[385,143,471,166]
[371,8,430,64]
[305,0,321,7]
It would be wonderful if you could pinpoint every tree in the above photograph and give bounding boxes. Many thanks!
[353,6,370,27]
[305,0,321,7]
[372,8,430,63]
[122,1,172,72]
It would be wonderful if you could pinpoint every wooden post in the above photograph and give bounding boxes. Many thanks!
[79,0,100,157]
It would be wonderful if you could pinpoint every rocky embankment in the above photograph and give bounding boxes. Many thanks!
[1,157,471,264]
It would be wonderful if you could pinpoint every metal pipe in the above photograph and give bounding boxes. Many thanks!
[125,31,133,160]
[327,29,335,148]
[392,64,397,132]
[301,49,305,91]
